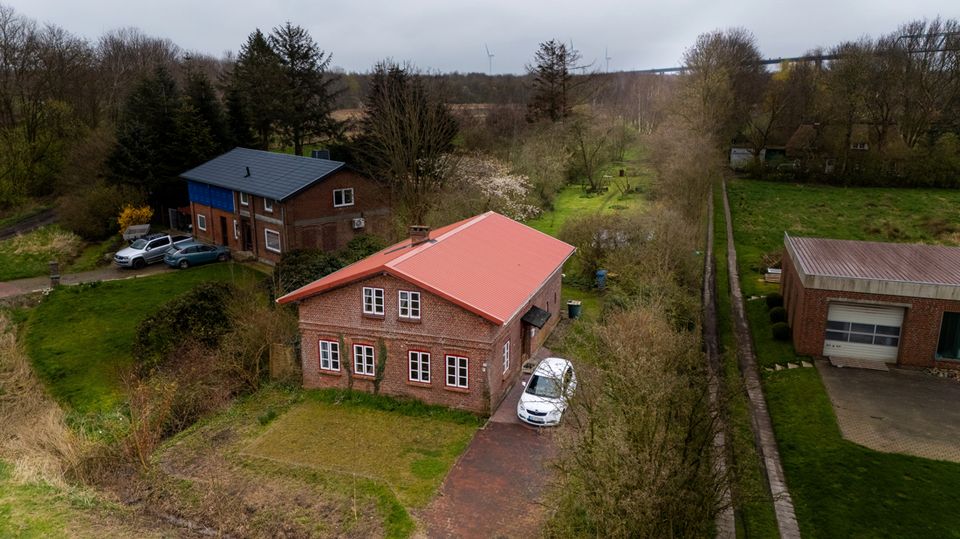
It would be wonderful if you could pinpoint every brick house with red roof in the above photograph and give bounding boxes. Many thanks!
[276,212,576,414]
[783,234,960,369]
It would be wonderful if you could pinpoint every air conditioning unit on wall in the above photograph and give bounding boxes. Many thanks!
[352,217,365,229]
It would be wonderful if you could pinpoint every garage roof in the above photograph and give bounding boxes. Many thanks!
[276,212,576,325]
[179,147,345,201]
[787,235,960,285]
[785,234,960,300]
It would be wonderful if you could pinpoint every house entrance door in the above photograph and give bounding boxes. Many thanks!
[241,218,253,251]
[219,216,228,245]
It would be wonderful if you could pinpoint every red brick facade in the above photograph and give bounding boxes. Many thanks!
[782,249,960,368]
[297,269,564,414]
[190,169,390,264]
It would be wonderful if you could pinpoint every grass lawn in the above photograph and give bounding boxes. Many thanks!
[0,460,165,538]
[0,226,84,281]
[766,369,960,538]
[243,393,478,509]
[726,178,960,537]
[64,237,123,274]
[157,386,481,538]
[524,185,646,238]
[727,178,960,297]
[23,263,261,422]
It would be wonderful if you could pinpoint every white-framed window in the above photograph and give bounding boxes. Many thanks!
[362,287,384,315]
[239,192,249,206]
[233,219,240,240]
[333,188,354,207]
[264,228,281,253]
[263,198,274,212]
[409,350,430,383]
[197,214,207,231]
[319,340,340,371]
[353,344,375,376]
[399,290,421,319]
[446,355,468,389]
[502,341,510,374]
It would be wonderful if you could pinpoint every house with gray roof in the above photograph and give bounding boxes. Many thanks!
[180,148,391,264]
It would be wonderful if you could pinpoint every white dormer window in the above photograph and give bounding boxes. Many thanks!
[264,198,274,212]
[239,192,249,206]
[334,188,354,207]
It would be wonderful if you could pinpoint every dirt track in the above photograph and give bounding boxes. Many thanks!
[0,208,57,241]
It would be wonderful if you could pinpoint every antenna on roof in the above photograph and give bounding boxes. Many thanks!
[245,166,250,177]
[485,43,495,75]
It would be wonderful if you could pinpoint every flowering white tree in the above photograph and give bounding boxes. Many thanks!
[448,154,541,221]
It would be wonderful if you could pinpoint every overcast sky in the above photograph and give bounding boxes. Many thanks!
[7,0,958,74]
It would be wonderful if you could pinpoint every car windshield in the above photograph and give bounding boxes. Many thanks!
[525,374,562,399]
[130,239,148,249]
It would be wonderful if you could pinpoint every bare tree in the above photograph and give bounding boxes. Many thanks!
[356,61,458,226]
[567,113,613,192]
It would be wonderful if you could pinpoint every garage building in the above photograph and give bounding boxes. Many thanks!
[782,234,960,368]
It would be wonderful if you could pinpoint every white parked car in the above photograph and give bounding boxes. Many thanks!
[517,357,576,426]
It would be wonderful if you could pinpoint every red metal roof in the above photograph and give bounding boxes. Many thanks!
[787,235,960,286]
[276,212,576,324]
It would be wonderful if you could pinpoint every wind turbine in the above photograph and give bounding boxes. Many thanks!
[484,44,495,75]
[605,47,612,72]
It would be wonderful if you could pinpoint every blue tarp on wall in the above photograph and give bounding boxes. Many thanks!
[188,181,234,212]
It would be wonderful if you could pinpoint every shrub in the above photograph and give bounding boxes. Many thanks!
[117,204,154,235]
[769,306,787,323]
[771,322,791,341]
[132,282,235,373]
[59,182,142,240]
[339,234,387,264]
[272,249,345,296]
[765,292,784,309]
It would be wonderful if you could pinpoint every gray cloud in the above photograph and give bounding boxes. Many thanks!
[7,0,958,73]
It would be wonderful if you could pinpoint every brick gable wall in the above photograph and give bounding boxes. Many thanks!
[296,268,565,414]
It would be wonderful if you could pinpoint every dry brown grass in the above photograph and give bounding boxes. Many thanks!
[0,313,85,486]
[8,226,83,259]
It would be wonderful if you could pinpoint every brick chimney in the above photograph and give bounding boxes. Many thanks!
[409,225,430,245]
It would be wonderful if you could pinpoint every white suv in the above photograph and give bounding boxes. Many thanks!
[114,234,191,269]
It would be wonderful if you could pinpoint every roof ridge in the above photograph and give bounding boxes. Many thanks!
[385,212,493,270]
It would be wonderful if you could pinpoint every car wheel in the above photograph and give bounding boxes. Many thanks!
[132,258,145,269]
[217,253,228,262]
[178,259,190,269]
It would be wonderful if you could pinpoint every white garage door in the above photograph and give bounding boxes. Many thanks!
[823,303,904,363]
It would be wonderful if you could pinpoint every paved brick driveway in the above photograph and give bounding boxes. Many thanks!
[420,374,557,538]
[817,360,960,462]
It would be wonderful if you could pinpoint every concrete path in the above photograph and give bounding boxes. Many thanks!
[421,352,557,538]
[721,179,800,538]
[0,263,173,299]
[817,361,960,463]
[703,194,736,538]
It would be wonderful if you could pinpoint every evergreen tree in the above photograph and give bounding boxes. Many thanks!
[107,66,185,208]
[224,82,255,148]
[184,69,228,153]
[230,29,283,149]
[527,39,578,122]
[268,22,343,155]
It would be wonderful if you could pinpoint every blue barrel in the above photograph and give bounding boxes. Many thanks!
[567,300,582,319]
[596,269,608,290]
